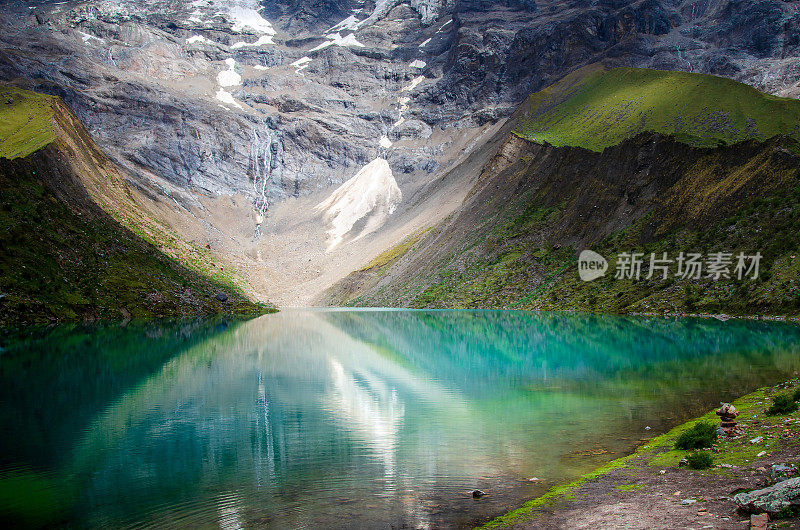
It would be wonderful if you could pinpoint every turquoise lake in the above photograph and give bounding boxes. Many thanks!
[1,310,800,528]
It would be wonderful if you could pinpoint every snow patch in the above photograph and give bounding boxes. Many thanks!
[309,32,365,52]
[379,136,393,148]
[408,59,426,69]
[393,117,406,128]
[186,34,212,44]
[229,6,276,34]
[401,75,425,92]
[291,56,312,72]
[327,15,360,33]
[231,35,274,48]
[252,65,269,71]
[216,89,242,109]
[315,158,402,251]
[419,38,431,48]
[77,31,105,45]
[217,58,241,87]
[352,0,394,31]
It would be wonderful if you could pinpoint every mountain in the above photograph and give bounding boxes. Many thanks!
[325,67,800,316]
[1,0,800,309]
[0,86,272,325]
[514,66,800,150]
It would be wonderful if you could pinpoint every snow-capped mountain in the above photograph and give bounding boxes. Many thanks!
[2,0,800,304]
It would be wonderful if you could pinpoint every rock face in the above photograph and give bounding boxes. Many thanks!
[2,0,800,216]
[734,476,800,514]
[4,0,800,306]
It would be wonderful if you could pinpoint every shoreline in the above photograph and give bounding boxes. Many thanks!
[480,379,800,529]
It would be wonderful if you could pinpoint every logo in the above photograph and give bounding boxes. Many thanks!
[578,250,608,282]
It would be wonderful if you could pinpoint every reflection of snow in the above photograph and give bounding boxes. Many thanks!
[315,158,401,250]
[327,359,404,477]
[218,58,241,87]
[217,492,244,530]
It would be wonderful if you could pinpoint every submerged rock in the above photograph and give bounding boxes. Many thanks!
[472,490,487,498]
[733,476,800,514]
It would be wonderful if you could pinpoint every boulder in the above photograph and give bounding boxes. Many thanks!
[770,464,797,485]
[733,476,800,514]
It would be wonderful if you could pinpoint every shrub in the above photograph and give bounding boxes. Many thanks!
[793,388,800,402]
[686,451,714,470]
[767,393,799,415]
[674,421,718,450]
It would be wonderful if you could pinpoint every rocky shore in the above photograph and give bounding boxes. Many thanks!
[481,379,800,529]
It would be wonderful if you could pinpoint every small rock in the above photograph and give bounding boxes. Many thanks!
[527,477,540,482]
[750,436,763,444]
[681,499,697,505]
[757,451,766,457]
[645,426,651,430]
[720,464,736,469]
[215,292,229,302]
[472,490,487,498]
[750,513,769,530]
[659,469,666,474]
[678,457,689,467]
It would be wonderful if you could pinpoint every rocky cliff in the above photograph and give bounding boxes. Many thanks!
[2,0,800,306]
[325,69,800,315]
[0,86,271,324]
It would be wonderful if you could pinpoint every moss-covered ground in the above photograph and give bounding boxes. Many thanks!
[514,67,800,151]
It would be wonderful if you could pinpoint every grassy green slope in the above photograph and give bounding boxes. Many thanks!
[0,86,56,159]
[0,86,272,324]
[333,68,800,315]
[515,66,800,151]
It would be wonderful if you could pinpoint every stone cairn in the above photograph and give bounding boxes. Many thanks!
[716,403,740,436]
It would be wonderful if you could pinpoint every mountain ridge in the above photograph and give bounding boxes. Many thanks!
[0,86,272,325]
[324,68,800,315]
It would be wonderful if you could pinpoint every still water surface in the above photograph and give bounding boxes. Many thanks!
[1,310,800,528]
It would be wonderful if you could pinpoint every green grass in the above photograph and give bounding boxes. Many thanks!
[483,380,800,528]
[515,67,800,151]
[0,152,270,325]
[674,421,718,450]
[686,451,714,470]
[767,392,799,415]
[0,86,56,159]
[361,227,432,273]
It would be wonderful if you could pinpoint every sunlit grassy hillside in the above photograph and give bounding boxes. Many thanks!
[515,67,800,151]
[0,86,56,159]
